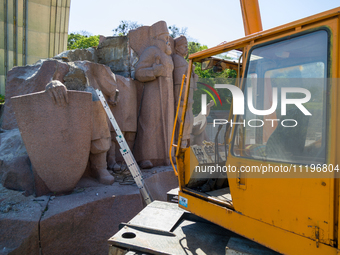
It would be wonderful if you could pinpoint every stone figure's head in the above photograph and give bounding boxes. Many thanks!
[174,36,188,57]
[151,21,172,56]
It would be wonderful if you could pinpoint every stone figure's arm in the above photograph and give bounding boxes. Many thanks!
[45,80,68,107]
[107,89,119,106]
[135,47,163,82]
[93,65,119,106]
[100,77,119,106]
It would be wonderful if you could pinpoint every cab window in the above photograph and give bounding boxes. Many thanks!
[232,30,328,164]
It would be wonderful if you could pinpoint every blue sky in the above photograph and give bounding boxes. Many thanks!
[69,0,339,48]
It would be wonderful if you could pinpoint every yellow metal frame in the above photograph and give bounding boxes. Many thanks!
[240,0,263,35]
[178,190,338,255]
[170,74,186,176]
[175,7,340,255]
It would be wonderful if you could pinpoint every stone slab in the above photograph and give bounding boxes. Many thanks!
[144,168,178,201]
[0,166,178,255]
[40,183,144,255]
[0,184,49,255]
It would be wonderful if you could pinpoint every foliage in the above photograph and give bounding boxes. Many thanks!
[0,94,4,105]
[68,33,83,49]
[187,41,208,56]
[187,42,237,115]
[67,33,99,50]
[187,42,237,79]
[192,78,235,115]
[168,25,187,38]
[113,20,142,36]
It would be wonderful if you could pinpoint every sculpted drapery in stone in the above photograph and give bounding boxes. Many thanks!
[106,75,137,171]
[45,61,117,186]
[133,21,174,168]
[172,36,198,148]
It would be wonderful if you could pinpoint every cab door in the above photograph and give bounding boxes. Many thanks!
[227,21,338,246]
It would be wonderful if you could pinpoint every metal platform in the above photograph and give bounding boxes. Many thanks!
[108,201,281,255]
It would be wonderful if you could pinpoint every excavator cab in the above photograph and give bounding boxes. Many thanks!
[175,7,340,255]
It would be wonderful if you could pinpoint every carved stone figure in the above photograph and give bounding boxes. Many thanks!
[172,36,198,148]
[106,75,137,171]
[11,81,93,194]
[131,21,174,168]
[45,77,116,186]
[191,100,215,145]
[4,60,117,194]
[62,62,118,185]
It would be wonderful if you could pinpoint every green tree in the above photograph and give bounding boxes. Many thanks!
[0,94,4,105]
[67,33,83,49]
[187,41,208,56]
[113,20,142,36]
[168,25,187,38]
[186,42,237,114]
[187,42,209,77]
[187,42,237,79]
[67,33,99,50]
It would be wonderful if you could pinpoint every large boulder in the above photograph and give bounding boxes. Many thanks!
[54,47,97,63]
[97,36,138,78]
[0,129,34,195]
[54,37,139,79]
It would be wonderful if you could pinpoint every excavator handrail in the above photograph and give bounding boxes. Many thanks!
[169,74,186,176]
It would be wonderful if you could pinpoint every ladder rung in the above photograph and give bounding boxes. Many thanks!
[95,89,153,205]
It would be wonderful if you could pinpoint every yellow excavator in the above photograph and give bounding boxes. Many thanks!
[109,1,340,254]
[175,1,340,254]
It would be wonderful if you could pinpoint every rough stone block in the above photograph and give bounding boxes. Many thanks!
[144,168,178,201]
[0,185,49,255]
[40,183,144,255]
[97,36,138,78]
[54,47,97,62]
[0,166,179,255]
[0,129,34,195]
